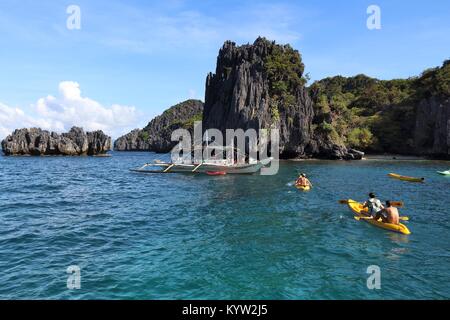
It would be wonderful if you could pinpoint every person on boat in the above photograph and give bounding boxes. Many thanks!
[363,193,384,218]
[375,201,400,225]
[296,173,312,187]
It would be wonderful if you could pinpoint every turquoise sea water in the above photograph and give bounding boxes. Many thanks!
[0,152,449,299]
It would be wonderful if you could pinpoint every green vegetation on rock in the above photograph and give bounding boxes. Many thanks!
[347,128,375,149]
[270,103,280,123]
[138,131,149,141]
[179,113,203,129]
[263,39,307,120]
[309,60,450,153]
[415,59,450,98]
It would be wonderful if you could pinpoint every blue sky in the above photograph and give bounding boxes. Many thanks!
[0,0,449,138]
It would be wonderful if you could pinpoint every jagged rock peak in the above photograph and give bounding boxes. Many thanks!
[203,37,359,159]
[1,126,111,156]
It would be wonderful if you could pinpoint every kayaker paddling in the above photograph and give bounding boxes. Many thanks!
[376,201,400,225]
[296,173,312,188]
[345,199,411,234]
[363,193,384,218]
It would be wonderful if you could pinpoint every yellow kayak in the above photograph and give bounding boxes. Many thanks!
[347,199,411,235]
[388,173,424,183]
[296,184,311,191]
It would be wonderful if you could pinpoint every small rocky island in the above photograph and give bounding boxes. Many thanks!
[114,99,203,153]
[1,127,111,156]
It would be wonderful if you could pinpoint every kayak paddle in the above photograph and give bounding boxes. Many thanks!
[339,199,404,208]
[354,216,409,221]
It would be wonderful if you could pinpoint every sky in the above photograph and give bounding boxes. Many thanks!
[0,0,449,139]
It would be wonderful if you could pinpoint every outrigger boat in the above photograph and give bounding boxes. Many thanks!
[131,146,273,174]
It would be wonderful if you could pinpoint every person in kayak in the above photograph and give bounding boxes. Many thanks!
[363,193,384,218]
[375,201,400,225]
[296,173,312,187]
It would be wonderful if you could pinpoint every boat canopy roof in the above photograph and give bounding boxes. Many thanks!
[192,145,249,155]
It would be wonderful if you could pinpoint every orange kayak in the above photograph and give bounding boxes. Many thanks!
[206,171,227,176]
[295,184,311,191]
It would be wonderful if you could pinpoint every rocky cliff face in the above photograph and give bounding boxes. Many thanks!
[414,97,450,158]
[114,99,203,152]
[307,59,450,159]
[203,37,361,159]
[113,129,150,151]
[1,127,111,156]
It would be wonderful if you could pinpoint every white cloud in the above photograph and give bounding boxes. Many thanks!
[0,81,139,139]
[0,103,52,139]
[88,2,304,54]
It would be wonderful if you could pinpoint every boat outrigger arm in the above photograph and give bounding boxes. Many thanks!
[163,164,175,173]
[131,162,184,173]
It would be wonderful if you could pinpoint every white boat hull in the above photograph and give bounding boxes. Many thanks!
[132,158,272,174]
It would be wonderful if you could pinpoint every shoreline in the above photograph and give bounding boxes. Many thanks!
[362,154,427,161]
[0,153,112,157]
[2,151,448,162]
[285,154,448,161]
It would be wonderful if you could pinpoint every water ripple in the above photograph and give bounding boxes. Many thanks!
[0,153,449,299]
